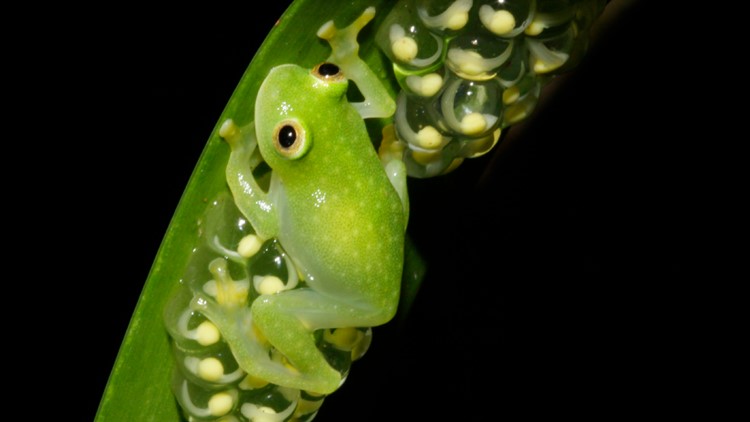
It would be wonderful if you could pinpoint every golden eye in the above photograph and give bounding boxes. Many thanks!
[273,119,309,159]
[312,62,345,82]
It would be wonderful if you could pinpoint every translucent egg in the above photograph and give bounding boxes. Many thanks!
[526,23,575,74]
[172,373,240,420]
[457,128,503,158]
[500,73,541,126]
[437,73,504,138]
[403,139,463,178]
[497,38,529,87]
[375,1,445,72]
[477,0,536,37]
[238,384,299,421]
[445,33,514,80]
[396,67,446,98]
[164,288,222,350]
[173,341,245,387]
[394,91,452,152]
[294,391,326,422]
[415,0,474,35]
[525,0,574,36]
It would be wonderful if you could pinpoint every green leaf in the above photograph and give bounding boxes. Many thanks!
[95,1,421,420]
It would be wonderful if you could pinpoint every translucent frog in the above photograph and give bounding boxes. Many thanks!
[193,7,408,396]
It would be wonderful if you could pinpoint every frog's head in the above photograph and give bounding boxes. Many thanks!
[255,62,352,177]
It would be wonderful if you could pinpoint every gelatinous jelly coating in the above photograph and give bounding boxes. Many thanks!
[376,0,607,177]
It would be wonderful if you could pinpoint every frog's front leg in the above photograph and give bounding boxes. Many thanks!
[251,288,396,394]
[379,124,409,223]
[318,7,396,119]
[219,119,279,239]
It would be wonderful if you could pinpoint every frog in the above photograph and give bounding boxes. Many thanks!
[192,7,409,396]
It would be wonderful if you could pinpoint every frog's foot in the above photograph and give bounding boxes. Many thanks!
[317,8,395,119]
[203,258,251,309]
[316,7,374,64]
[220,119,264,165]
[219,119,242,148]
[197,254,300,310]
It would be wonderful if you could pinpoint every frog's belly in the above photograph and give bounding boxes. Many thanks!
[277,199,404,304]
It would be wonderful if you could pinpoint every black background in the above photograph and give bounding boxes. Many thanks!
[55,1,696,419]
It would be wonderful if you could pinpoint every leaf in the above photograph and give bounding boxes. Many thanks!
[94,1,420,420]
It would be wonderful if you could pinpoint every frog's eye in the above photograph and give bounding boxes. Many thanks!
[312,62,345,82]
[273,119,310,159]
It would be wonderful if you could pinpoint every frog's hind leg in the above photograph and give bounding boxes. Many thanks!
[190,258,308,394]
[193,296,302,390]
[251,288,393,394]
